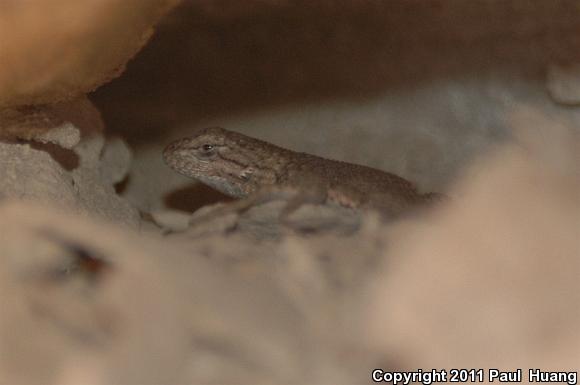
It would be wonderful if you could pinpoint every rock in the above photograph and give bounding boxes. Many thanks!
[150,209,191,232]
[0,97,139,227]
[0,0,180,107]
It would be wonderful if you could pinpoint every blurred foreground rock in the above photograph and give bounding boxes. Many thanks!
[367,109,580,370]
[0,0,180,107]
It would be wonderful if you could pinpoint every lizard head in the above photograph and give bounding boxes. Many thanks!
[163,127,278,198]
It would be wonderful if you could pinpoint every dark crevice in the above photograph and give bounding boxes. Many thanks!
[114,174,130,195]
[164,182,233,213]
[28,141,79,171]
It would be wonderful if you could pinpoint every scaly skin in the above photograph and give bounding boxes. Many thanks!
[163,127,444,216]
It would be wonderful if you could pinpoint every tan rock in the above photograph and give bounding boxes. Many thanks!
[0,0,180,107]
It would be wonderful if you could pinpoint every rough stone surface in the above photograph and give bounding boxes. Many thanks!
[0,98,139,227]
[0,105,79,148]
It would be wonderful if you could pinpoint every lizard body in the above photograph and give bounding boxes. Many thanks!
[163,127,443,216]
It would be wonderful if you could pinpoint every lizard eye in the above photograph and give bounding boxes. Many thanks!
[198,144,216,158]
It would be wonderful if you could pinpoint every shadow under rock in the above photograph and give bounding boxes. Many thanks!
[164,182,233,213]
[91,1,580,146]
[28,141,80,171]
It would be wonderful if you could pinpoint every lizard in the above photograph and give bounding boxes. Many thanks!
[163,126,445,221]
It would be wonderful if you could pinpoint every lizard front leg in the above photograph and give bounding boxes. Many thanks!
[188,185,328,229]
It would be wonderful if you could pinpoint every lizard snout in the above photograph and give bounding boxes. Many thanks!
[163,139,188,156]
[163,140,179,154]
[163,139,188,165]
